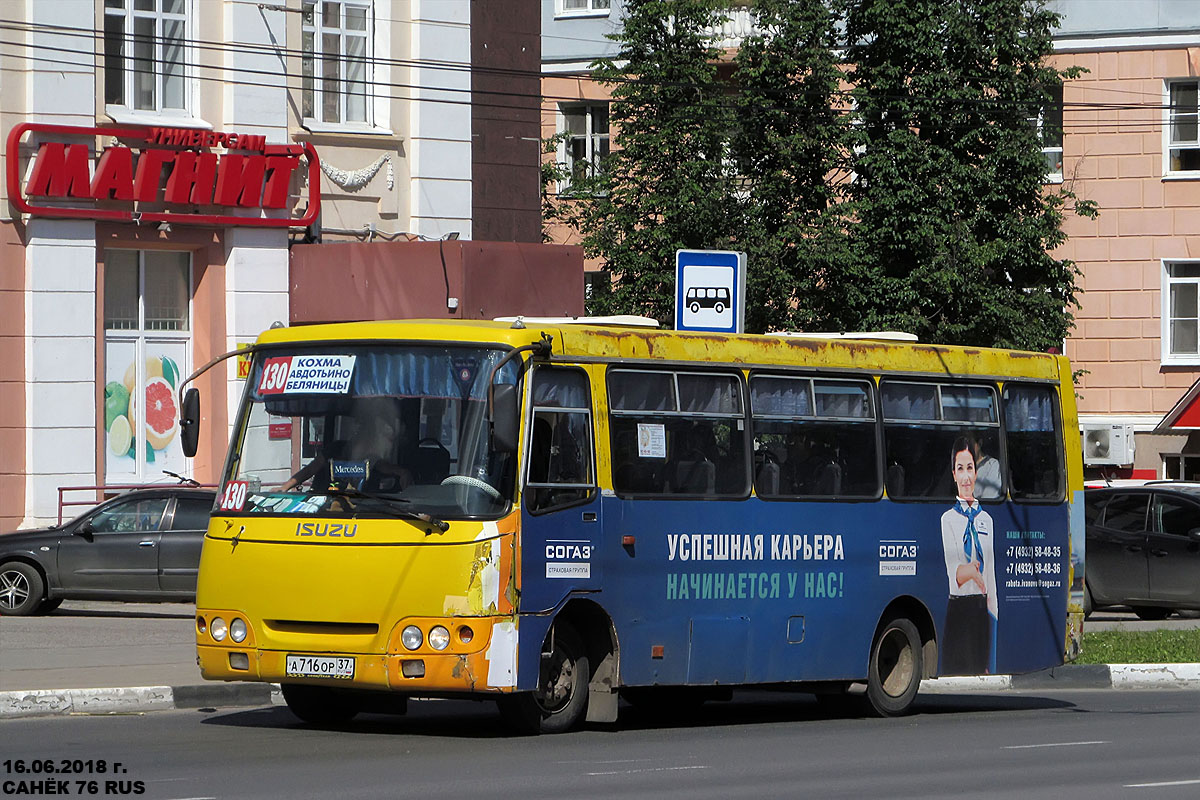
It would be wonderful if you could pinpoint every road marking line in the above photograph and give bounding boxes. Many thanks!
[1003,741,1109,749]
[1125,779,1200,789]
[587,766,709,777]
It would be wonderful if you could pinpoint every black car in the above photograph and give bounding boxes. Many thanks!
[1084,483,1200,619]
[0,486,216,616]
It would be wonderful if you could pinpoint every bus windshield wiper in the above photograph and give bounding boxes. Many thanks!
[325,487,450,534]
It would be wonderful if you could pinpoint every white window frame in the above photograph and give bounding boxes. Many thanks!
[302,0,375,130]
[555,0,612,19]
[1030,84,1063,184]
[557,103,610,194]
[103,0,200,126]
[1161,259,1200,366]
[1162,453,1200,481]
[1165,79,1200,178]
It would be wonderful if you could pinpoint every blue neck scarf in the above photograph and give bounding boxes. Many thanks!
[953,500,984,569]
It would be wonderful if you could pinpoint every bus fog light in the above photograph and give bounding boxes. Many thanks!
[228,652,249,670]
[458,626,474,644]
[401,660,425,678]
[429,626,450,651]
[211,617,228,642]
[401,625,423,650]
[230,618,248,643]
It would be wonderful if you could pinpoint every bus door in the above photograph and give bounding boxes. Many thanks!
[520,366,602,612]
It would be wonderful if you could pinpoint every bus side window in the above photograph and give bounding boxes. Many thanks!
[525,367,596,514]
[1003,384,1064,501]
[882,380,1003,501]
[750,375,879,499]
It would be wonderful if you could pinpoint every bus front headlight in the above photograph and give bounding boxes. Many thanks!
[230,618,248,643]
[428,626,450,651]
[211,617,228,642]
[401,625,423,650]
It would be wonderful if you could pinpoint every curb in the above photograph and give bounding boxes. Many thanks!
[2,665,1197,720]
[0,683,281,720]
[921,663,1200,693]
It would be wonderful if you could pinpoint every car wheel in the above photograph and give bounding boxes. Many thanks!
[714,302,725,313]
[690,302,700,314]
[281,684,359,725]
[0,562,46,616]
[866,617,922,717]
[1133,606,1171,621]
[497,622,589,734]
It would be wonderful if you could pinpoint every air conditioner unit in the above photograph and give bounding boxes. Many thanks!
[1081,423,1133,466]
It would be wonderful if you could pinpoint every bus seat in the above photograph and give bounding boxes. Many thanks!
[756,460,780,496]
[814,461,842,495]
[672,459,715,494]
[886,463,905,497]
[411,439,451,485]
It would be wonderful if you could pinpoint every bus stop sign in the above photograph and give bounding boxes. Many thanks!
[675,249,747,333]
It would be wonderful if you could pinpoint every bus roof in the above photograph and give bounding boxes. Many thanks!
[255,319,1066,381]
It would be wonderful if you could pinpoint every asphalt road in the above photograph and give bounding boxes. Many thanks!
[1,601,1196,692]
[2,689,1198,800]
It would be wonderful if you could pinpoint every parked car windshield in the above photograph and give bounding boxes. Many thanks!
[221,344,519,519]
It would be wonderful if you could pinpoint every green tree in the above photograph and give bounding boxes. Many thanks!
[563,0,742,324]
[731,0,850,333]
[833,0,1097,350]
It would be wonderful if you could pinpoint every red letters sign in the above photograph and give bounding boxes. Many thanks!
[6,122,321,228]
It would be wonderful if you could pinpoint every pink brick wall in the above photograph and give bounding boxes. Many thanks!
[1053,47,1200,416]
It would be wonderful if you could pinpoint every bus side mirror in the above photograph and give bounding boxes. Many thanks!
[180,387,201,458]
[491,384,518,454]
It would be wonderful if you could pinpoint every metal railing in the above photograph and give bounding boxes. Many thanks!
[57,482,219,525]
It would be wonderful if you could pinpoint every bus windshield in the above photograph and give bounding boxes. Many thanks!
[222,344,519,519]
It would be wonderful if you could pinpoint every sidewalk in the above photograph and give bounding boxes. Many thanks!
[1,602,1197,720]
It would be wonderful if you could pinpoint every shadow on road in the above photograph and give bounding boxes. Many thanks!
[196,689,1076,739]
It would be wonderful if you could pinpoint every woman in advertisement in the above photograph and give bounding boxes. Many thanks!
[940,436,998,674]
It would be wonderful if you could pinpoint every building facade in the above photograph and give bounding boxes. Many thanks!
[2,0,558,529]
[541,0,1200,480]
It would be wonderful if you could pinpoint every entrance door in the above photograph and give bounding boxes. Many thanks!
[519,366,601,612]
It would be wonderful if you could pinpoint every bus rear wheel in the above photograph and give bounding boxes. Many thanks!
[281,684,359,725]
[866,617,922,717]
[498,623,589,734]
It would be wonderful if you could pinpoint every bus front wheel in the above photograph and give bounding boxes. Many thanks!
[866,617,922,717]
[498,623,590,734]
[281,684,359,725]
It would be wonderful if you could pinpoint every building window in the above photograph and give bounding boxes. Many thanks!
[302,1,371,126]
[103,250,192,480]
[1163,261,1200,363]
[104,0,188,114]
[1031,84,1064,182]
[1163,454,1200,481]
[557,0,611,16]
[1167,80,1200,173]
[560,104,609,192]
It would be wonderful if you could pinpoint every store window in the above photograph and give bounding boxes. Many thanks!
[302,0,372,126]
[560,104,610,192]
[103,250,192,481]
[1163,261,1200,363]
[103,0,189,116]
[1162,454,1200,481]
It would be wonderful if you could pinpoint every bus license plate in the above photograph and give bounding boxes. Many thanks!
[285,654,355,680]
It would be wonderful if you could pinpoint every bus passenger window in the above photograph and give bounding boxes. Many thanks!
[750,376,879,499]
[525,368,596,514]
[608,369,748,498]
[882,381,1003,502]
[1002,384,1063,501]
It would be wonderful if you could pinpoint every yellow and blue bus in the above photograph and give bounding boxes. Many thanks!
[190,318,1084,731]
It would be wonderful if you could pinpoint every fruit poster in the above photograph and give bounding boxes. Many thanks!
[104,341,187,479]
